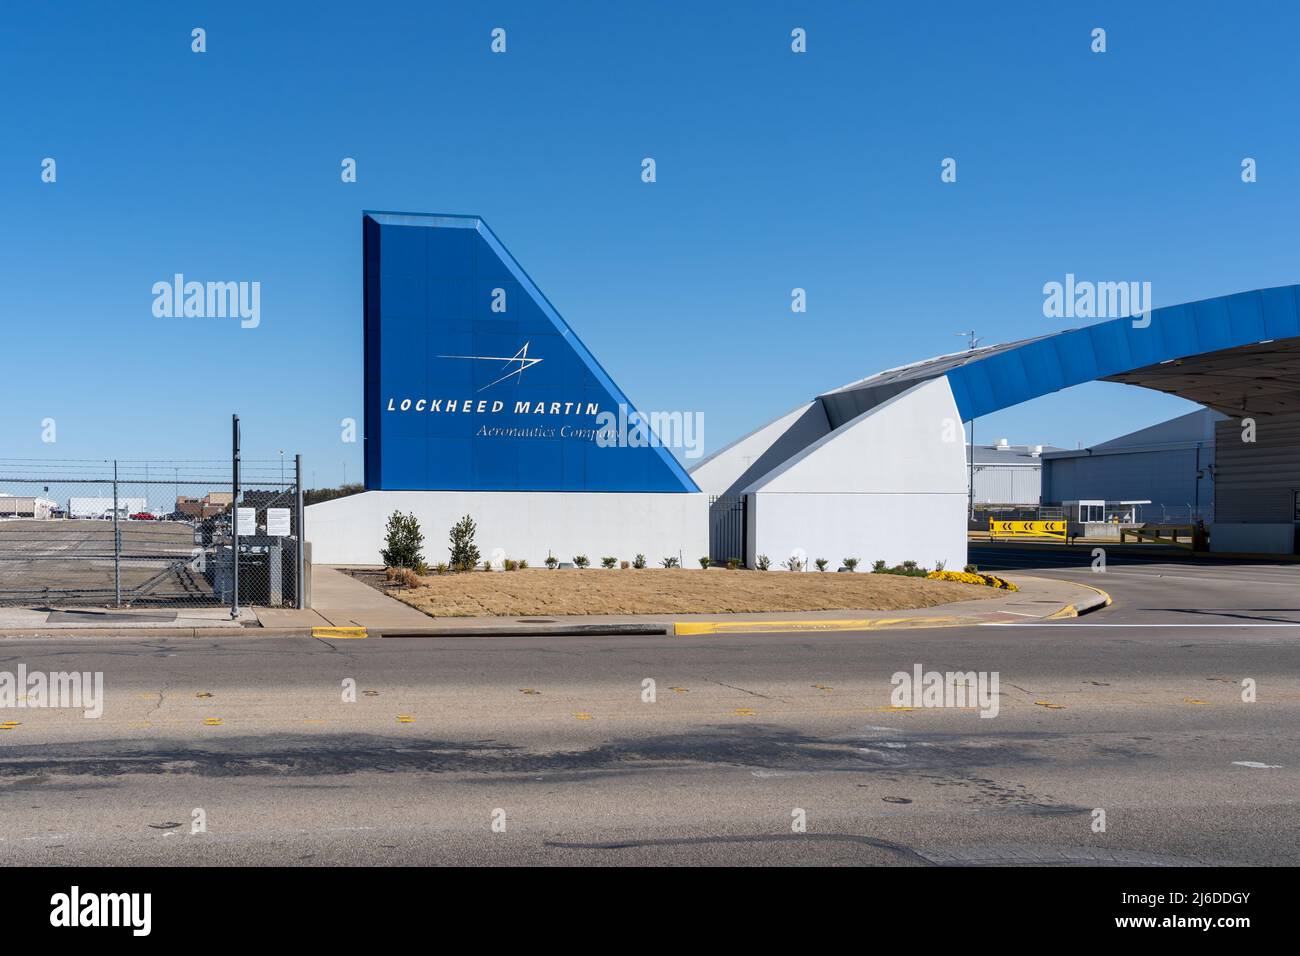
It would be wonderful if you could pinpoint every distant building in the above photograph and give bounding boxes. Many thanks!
[1041,409,1224,523]
[67,496,148,518]
[176,492,235,520]
[0,494,58,519]
[969,440,1061,507]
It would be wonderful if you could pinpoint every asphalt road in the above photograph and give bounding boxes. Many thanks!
[1,550,1297,866]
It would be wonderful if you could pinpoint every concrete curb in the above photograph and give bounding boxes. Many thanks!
[0,627,313,639]
[377,623,671,638]
[1044,582,1113,620]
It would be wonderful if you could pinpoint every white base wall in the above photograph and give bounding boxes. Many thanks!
[747,492,968,571]
[1209,522,1295,555]
[741,377,971,572]
[307,491,709,567]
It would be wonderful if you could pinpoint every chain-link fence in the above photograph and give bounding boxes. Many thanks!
[0,458,304,609]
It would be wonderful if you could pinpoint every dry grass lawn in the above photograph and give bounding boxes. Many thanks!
[361,567,997,618]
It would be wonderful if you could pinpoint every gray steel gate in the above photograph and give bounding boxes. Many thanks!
[0,457,305,609]
[708,494,746,565]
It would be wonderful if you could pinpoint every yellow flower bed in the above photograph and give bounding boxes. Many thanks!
[926,569,1019,591]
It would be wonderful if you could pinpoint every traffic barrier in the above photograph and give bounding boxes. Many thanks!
[988,519,1067,541]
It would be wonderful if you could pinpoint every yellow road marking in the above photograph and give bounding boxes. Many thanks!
[1034,700,1065,710]
[732,707,757,716]
[203,717,223,725]
[519,688,540,695]
[196,692,213,699]
[396,715,415,723]
[1183,697,1210,705]
[313,626,368,639]
[572,711,593,720]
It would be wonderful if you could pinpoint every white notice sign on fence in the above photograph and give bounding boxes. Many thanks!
[236,507,257,536]
[267,507,291,537]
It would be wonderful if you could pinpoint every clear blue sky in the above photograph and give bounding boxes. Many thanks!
[4,1,1298,486]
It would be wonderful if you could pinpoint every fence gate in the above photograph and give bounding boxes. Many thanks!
[708,494,746,564]
[0,458,304,609]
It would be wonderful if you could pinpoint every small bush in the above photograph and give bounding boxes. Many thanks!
[934,559,946,572]
[481,559,493,572]
[964,563,978,573]
[872,560,930,577]
[782,555,805,572]
[380,511,425,569]
[414,560,429,576]
[448,515,480,572]
[815,558,829,572]
[726,556,741,570]
[843,557,859,572]
[392,566,420,588]
[434,562,449,575]
[660,556,680,568]
[632,553,647,569]
[756,554,771,571]
[544,554,558,569]
[698,556,711,569]
[503,558,518,571]
[601,556,617,569]
[518,559,529,570]
[573,555,590,568]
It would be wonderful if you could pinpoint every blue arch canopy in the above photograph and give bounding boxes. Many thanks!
[819,285,1300,426]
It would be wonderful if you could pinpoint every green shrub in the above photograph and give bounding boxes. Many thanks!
[632,554,647,569]
[518,559,529,570]
[544,554,558,569]
[380,511,425,569]
[782,555,805,572]
[842,557,859,571]
[698,556,711,569]
[660,556,680,568]
[434,562,449,575]
[756,554,771,571]
[601,556,617,569]
[815,558,828,572]
[871,559,887,573]
[726,556,741,570]
[573,555,590,568]
[503,558,518,571]
[448,515,480,572]
[964,563,978,573]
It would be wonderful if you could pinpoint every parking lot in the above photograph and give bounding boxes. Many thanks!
[0,517,211,606]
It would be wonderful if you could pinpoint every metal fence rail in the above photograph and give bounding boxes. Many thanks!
[0,457,304,609]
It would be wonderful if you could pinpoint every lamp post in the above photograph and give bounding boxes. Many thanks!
[955,331,981,521]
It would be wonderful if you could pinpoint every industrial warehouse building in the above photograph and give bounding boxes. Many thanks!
[971,441,1060,508]
[1041,409,1224,524]
[308,212,1300,566]
[0,494,57,519]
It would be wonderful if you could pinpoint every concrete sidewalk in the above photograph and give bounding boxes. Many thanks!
[0,570,1108,639]
[309,571,1109,637]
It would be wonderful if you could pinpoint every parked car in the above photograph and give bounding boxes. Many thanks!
[129,512,157,521]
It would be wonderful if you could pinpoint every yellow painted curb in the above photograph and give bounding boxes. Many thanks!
[312,626,368,639]
[1045,604,1078,620]
[675,617,958,636]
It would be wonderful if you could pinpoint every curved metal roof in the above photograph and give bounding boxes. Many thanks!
[818,284,1300,425]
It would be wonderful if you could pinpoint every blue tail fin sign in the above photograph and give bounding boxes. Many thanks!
[363,212,698,492]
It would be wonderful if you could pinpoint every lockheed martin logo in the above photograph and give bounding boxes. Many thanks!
[437,342,542,391]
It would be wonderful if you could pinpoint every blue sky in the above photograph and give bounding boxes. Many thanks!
[4,1,1298,485]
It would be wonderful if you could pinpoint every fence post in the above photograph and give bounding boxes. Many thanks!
[295,454,305,610]
[113,459,121,607]
[231,414,240,621]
